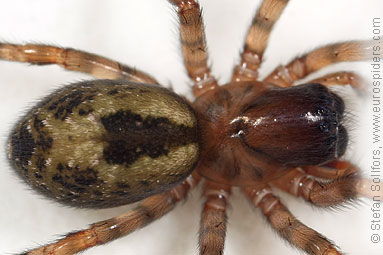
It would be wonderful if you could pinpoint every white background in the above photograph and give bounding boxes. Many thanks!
[0,0,382,254]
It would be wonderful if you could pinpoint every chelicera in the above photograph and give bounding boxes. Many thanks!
[1,0,379,254]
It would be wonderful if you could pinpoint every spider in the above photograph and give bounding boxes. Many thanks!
[0,0,382,255]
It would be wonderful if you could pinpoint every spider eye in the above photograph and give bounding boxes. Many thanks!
[239,83,348,167]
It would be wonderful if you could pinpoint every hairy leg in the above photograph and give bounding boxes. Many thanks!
[0,43,158,83]
[264,41,373,87]
[302,160,357,179]
[231,0,290,82]
[271,162,368,207]
[168,0,218,98]
[307,71,367,92]
[243,186,341,255]
[24,175,199,255]
[199,181,231,255]
[302,161,382,200]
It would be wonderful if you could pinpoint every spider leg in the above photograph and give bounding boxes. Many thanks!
[199,181,231,255]
[302,160,358,179]
[168,0,219,98]
[0,43,158,83]
[231,0,290,82]
[264,41,373,87]
[306,71,367,92]
[23,175,199,255]
[271,161,376,207]
[302,160,382,200]
[243,186,341,255]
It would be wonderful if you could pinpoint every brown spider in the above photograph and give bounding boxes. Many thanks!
[0,0,382,255]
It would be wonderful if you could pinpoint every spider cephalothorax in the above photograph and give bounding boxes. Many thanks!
[1,0,379,254]
[194,82,348,187]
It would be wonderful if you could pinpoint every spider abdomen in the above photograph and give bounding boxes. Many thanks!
[8,80,200,208]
